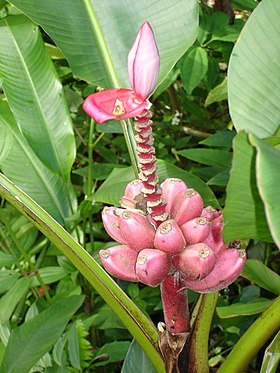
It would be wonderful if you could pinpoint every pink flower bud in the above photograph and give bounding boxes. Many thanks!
[183,248,246,293]
[118,211,155,251]
[203,215,227,255]
[128,21,160,100]
[161,178,188,214]
[180,217,211,244]
[154,219,186,254]
[99,245,138,282]
[136,249,171,287]
[171,189,204,226]
[173,243,216,281]
[201,206,221,220]
[102,207,127,244]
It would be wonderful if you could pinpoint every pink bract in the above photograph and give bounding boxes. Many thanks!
[128,21,160,100]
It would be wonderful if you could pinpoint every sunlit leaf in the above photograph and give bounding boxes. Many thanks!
[223,132,272,242]
[228,0,280,137]
[9,0,198,89]
[249,134,280,248]
[241,260,280,295]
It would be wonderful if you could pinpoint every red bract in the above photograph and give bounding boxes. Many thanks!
[83,22,159,124]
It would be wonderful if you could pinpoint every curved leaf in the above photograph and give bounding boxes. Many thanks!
[9,0,199,89]
[93,159,220,209]
[0,101,74,224]
[249,134,280,248]
[228,0,280,138]
[223,132,272,242]
[0,15,75,178]
[1,295,84,373]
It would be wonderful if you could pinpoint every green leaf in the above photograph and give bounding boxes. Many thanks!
[0,125,13,164]
[94,341,130,367]
[0,277,30,323]
[216,298,273,318]
[260,331,280,373]
[181,46,208,95]
[121,340,157,373]
[68,322,81,370]
[241,259,280,296]
[199,130,235,148]
[0,252,17,267]
[228,0,280,138]
[73,163,125,180]
[207,169,229,187]
[205,78,227,106]
[223,132,272,242]
[0,15,75,179]
[0,101,74,225]
[9,0,198,89]
[233,0,258,11]
[29,267,69,287]
[249,135,280,248]
[0,270,19,294]
[93,159,220,208]
[177,148,232,168]
[1,296,84,373]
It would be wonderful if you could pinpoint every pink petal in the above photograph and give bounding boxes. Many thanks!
[128,21,160,99]
[83,88,148,124]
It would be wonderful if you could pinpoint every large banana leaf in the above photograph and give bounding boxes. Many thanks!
[223,132,272,243]
[0,101,74,225]
[249,135,280,248]
[8,0,198,89]
[0,15,75,178]
[228,0,280,138]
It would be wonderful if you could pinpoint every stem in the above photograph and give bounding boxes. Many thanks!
[161,274,190,334]
[217,296,280,373]
[0,173,165,373]
[121,118,139,178]
[135,110,168,222]
[87,118,95,251]
[187,292,219,373]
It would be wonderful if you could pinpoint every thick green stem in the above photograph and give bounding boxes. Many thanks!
[217,296,280,373]
[187,292,219,373]
[0,173,165,373]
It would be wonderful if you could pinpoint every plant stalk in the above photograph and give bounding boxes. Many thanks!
[217,295,280,373]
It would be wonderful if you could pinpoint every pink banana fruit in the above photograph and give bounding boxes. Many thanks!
[180,217,211,244]
[171,189,204,226]
[99,245,138,282]
[102,207,126,244]
[161,178,188,214]
[154,219,186,254]
[173,243,216,281]
[118,210,155,251]
[136,249,171,287]
[183,248,246,293]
